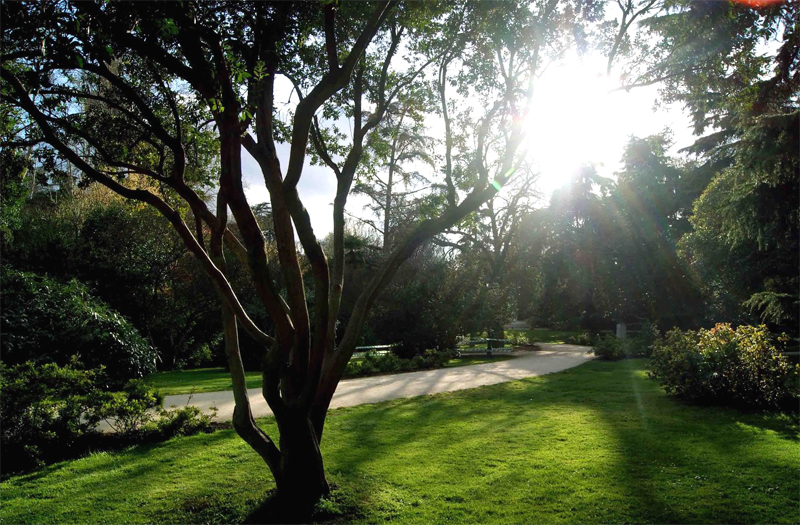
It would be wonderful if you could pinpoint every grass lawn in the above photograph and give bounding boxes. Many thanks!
[444,355,514,367]
[518,328,587,344]
[147,355,516,396]
[3,360,798,524]
[145,367,263,396]
[460,328,587,346]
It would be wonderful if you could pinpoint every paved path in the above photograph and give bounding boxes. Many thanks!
[163,344,594,421]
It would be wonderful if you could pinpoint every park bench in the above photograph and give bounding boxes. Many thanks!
[458,338,514,356]
[352,344,399,359]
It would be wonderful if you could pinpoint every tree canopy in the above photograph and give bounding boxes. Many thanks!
[2,0,797,514]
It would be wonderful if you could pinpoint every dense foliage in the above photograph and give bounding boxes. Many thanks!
[0,360,216,475]
[0,360,109,472]
[1,0,797,509]
[641,1,799,331]
[1,269,156,385]
[592,321,660,361]
[344,349,456,378]
[649,324,799,410]
[4,193,224,370]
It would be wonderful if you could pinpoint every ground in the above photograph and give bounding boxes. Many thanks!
[160,344,592,421]
[3,359,797,524]
[147,328,582,396]
[147,355,517,396]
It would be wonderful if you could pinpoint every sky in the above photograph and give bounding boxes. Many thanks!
[241,52,695,239]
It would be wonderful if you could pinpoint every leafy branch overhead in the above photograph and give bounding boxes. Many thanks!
[1,0,587,507]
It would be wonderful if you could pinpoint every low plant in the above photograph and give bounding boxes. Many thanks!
[592,335,627,360]
[0,359,110,472]
[508,331,532,346]
[593,322,659,360]
[564,332,596,346]
[343,349,456,378]
[0,360,216,475]
[152,405,217,437]
[99,384,217,441]
[100,379,164,435]
[634,320,660,355]
[648,323,800,410]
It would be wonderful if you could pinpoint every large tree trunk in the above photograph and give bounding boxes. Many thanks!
[274,410,330,506]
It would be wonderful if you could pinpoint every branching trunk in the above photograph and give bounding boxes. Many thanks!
[3,0,551,515]
[275,409,330,504]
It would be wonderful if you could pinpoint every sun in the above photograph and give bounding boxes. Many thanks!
[523,54,682,203]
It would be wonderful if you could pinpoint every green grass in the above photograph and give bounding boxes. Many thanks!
[4,360,798,524]
[515,328,587,344]
[147,355,516,396]
[145,368,263,396]
[443,355,515,367]
[460,328,587,346]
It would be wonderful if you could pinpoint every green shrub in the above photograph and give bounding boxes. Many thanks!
[411,355,426,369]
[0,359,110,472]
[151,405,216,437]
[427,348,456,367]
[649,324,800,410]
[342,349,457,378]
[593,323,659,361]
[508,331,532,346]
[1,360,215,475]
[1,269,156,385]
[593,335,627,361]
[344,360,363,377]
[376,353,402,373]
[565,332,596,346]
[99,379,164,435]
[634,320,660,356]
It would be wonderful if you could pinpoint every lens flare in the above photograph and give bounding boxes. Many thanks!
[491,167,517,192]
[731,0,786,7]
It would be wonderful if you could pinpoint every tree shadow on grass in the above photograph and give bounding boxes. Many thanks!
[1,429,267,524]
[6,360,797,524]
[291,359,799,524]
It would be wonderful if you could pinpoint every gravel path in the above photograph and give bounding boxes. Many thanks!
[163,343,594,421]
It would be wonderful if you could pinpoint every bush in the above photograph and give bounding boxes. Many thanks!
[593,323,659,360]
[0,359,110,472]
[592,335,627,360]
[635,320,660,355]
[649,324,800,410]
[342,349,457,378]
[1,360,215,475]
[564,332,596,346]
[508,331,533,346]
[1,269,156,385]
[99,379,164,435]
[152,405,216,438]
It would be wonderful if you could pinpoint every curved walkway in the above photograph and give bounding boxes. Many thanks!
[163,344,594,421]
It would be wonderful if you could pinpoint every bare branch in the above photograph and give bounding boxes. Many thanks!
[283,0,395,191]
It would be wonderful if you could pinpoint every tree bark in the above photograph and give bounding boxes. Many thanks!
[274,409,330,505]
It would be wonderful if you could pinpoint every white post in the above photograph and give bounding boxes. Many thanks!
[616,322,627,339]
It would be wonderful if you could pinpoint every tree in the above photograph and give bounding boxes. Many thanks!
[603,134,705,328]
[2,0,597,508]
[626,0,799,329]
[532,165,615,329]
[435,166,539,343]
[352,88,436,251]
[3,179,227,370]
